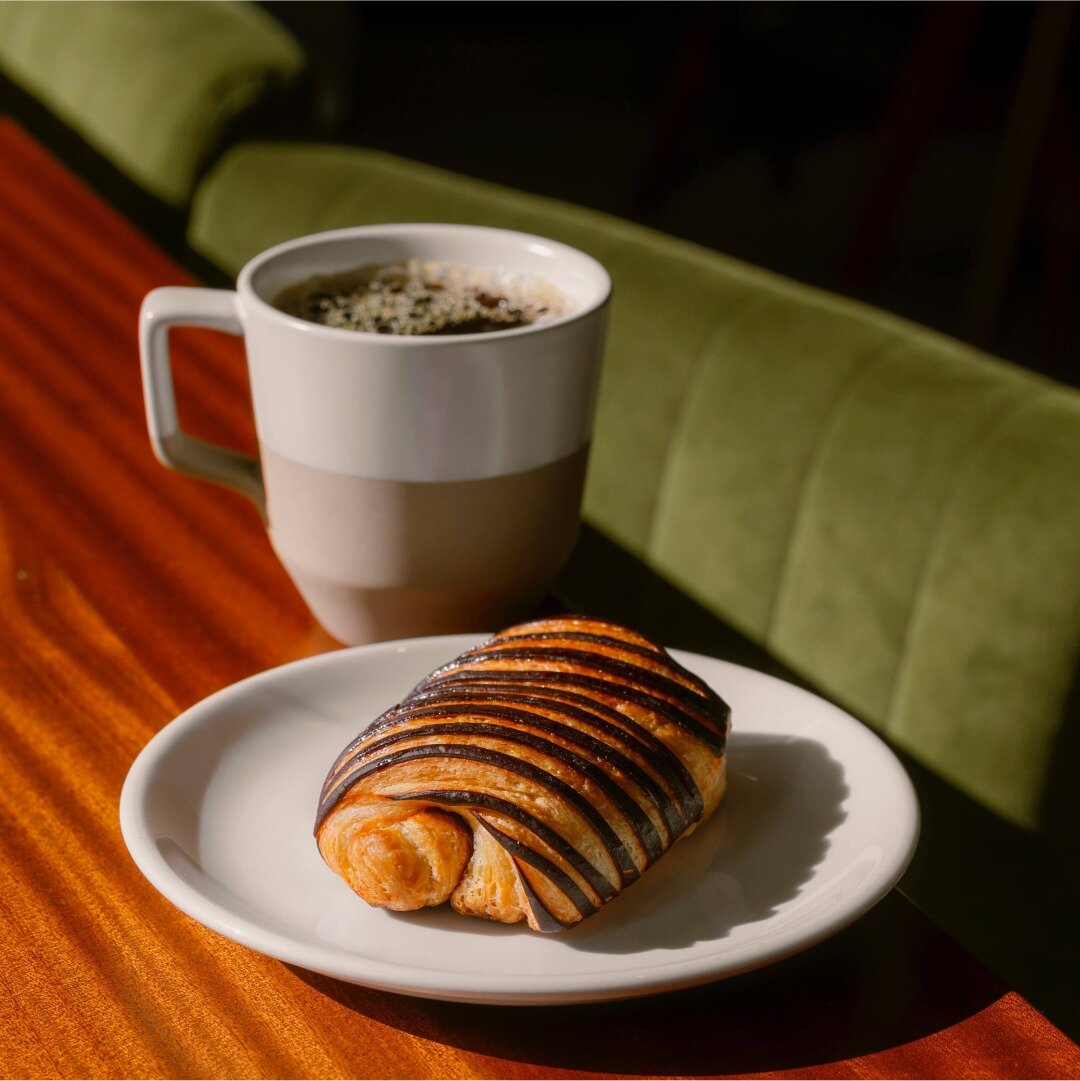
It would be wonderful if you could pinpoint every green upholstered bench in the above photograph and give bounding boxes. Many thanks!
[0,1,303,207]
[188,141,1080,1025]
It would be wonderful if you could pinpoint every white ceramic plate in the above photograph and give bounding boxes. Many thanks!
[119,635,919,1005]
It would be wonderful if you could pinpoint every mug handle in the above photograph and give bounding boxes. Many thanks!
[139,287,265,518]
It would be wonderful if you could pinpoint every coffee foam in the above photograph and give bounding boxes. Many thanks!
[274,259,573,336]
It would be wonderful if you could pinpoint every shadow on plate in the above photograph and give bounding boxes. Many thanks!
[564,732,848,952]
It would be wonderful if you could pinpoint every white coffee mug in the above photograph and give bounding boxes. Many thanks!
[139,223,611,644]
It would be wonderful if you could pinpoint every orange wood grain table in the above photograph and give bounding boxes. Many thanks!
[1,116,1078,1080]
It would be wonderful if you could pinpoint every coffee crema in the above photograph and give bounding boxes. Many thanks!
[273,259,570,336]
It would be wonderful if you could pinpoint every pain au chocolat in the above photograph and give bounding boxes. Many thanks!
[315,616,731,932]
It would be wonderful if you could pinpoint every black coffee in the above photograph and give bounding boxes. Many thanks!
[273,260,567,336]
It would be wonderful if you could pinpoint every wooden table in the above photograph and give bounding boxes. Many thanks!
[2,116,1078,1080]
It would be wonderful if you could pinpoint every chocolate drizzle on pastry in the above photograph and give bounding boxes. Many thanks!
[315,615,730,932]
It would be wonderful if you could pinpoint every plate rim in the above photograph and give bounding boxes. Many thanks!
[119,634,920,1005]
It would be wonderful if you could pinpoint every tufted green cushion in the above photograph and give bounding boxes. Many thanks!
[653,308,1079,829]
[0,1,303,206]
[188,141,1080,833]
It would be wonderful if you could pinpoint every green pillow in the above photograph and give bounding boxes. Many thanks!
[0,0,303,205]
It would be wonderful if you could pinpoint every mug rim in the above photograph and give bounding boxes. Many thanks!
[236,222,612,346]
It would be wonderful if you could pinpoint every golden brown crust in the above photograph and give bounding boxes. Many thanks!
[315,615,730,932]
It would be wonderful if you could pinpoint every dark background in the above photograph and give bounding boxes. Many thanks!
[268,0,1079,387]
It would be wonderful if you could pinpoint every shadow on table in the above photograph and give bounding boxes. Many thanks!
[288,890,1000,1076]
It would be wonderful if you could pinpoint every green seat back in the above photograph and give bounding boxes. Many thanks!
[0,0,303,206]
[189,142,1080,832]
[652,295,1080,832]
